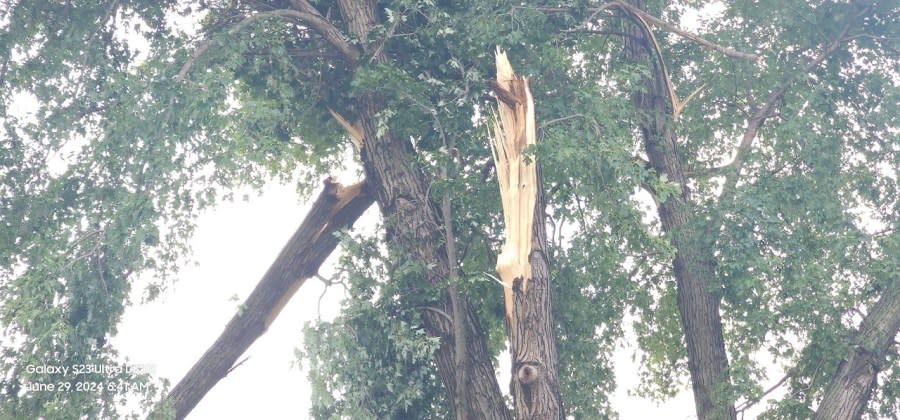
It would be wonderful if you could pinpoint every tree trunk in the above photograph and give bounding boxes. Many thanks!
[622,2,736,419]
[814,279,900,420]
[162,178,374,419]
[506,166,564,419]
[336,2,511,418]
[352,93,511,420]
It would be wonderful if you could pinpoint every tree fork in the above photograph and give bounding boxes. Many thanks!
[159,178,374,419]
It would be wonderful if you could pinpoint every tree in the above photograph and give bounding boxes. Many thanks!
[1,0,897,419]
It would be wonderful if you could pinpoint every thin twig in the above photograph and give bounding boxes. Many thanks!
[370,13,403,64]
[225,356,250,375]
[735,369,794,414]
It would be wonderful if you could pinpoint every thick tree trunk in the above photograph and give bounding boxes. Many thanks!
[162,178,374,419]
[814,279,900,420]
[353,93,511,420]
[335,2,511,418]
[622,2,736,419]
[507,167,564,419]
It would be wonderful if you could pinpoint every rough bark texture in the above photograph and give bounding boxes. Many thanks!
[814,279,900,420]
[507,166,564,419]
[163,178,375,419]
[353,91,510,420]
[336,2,511,418]
[622,2,736,419]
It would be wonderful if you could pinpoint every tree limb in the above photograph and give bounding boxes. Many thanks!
[814,277,900,420]
[286,0,360,62]
[517,1,759,61]
[715,8,867,201]
[158,177,374,420]
[177,7,357,82]
[609,0,759,61]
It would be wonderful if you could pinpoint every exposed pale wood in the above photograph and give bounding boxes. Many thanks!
[489,50,565,419]
[489,49,538,325]
[328,108,363,150]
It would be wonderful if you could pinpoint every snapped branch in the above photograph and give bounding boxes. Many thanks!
[610,0,758,61]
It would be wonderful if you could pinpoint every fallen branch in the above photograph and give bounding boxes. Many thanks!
[158,177,374,419]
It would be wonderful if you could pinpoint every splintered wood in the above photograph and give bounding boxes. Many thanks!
[489,49,537,325]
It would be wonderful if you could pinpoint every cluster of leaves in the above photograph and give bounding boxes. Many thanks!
[300,229,449,419]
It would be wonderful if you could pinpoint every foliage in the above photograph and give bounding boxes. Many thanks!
[1,0,897,418]
[301,229,449,419]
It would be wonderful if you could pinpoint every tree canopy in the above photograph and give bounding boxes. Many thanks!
[1,0,897,419]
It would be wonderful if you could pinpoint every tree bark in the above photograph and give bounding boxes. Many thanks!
[335,2,511,418]
[161,178,374,419]
[353,91,511,420]
[814,279,900,420]
[622,2,736,419]
[507,166,564,419]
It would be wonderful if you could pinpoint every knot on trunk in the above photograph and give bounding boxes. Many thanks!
[517,362,541,385]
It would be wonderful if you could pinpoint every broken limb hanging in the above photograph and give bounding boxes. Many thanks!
[159,178,374,420]
[489,49,565,419]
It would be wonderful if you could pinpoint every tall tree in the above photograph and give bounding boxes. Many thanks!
[1,1,897,419]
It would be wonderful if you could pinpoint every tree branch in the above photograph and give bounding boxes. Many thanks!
[716,8,867,200]
[735,369,794,414]
[814,276,900,419]
[177,7,358,82]
[517,1,759,61]
[610,0,759,61]
[157,177,374,420]
[287,0,359,61]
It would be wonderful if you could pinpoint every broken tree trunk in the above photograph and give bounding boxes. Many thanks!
[160,177,374,420]
[489,50,565,420]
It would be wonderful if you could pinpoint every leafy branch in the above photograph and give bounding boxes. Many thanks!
[176,4,358,82]
[714,3,873,201]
